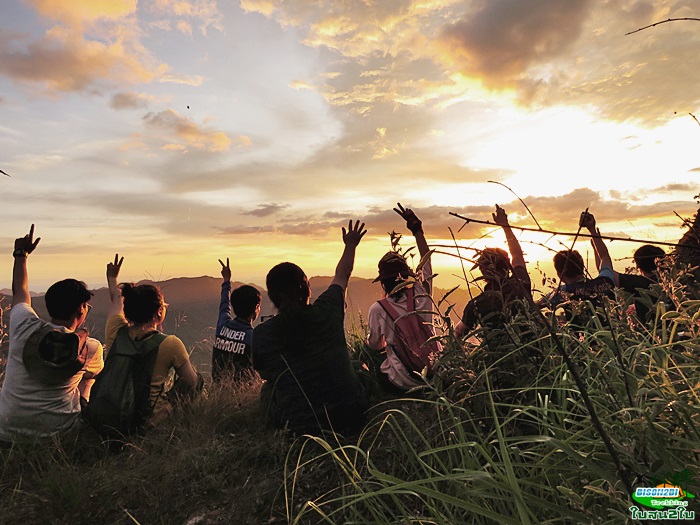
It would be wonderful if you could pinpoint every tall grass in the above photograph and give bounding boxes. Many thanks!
[1,263,699,524]
[284,263,700,524]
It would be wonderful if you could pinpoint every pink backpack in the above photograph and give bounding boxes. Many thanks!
[378,285,439,376]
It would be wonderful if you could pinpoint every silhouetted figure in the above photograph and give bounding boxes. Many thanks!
[539,212,614,322]
[367,204,440,392]
[455,205,532,340]
[212,257,261,382]
[0,225,103,442]
[253,221,370,436]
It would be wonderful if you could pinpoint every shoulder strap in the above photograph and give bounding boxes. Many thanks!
[378,297,399,321]
[378,285,417,321]
[111,326,166,358]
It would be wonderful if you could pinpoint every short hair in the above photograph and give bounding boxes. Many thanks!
[266,262,311,309]
[121,283,164,324]
[44,279,93,320]
[553,250,585,280]
[231,285,262,319]
[634,245,665,274]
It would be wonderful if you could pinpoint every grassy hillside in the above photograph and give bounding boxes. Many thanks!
[1,261,699,524]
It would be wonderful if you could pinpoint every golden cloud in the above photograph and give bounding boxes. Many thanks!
[0,26,166,91]
[143,109,234,152]
[31,0,138,27]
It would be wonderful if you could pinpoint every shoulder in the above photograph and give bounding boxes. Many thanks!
[106,314,128,332]
[9,302,38,323]
[314,284,345,307]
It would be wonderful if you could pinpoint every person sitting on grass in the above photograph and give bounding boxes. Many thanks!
[103,254,202,421]
[252,220,371,436]
[367,203,440,392]
[212,257,262,382]
[0,225,103,442]
[454,205,532,341]
[539,211,615,318]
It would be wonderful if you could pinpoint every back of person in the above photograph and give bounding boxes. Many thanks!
[2,229,100,441]
[212,263,260,381]
[253,283,367,434]
[105,314,191,417]
[463,265,531,332]
[0,304,82,440]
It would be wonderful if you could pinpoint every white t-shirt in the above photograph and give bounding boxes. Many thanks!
[0,302,103,441]
[367,266,440,390]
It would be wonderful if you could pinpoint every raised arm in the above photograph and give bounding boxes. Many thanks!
[580,211,613,272]
[106,253,124,318]
[11,224,41,307]
[330,220,366,290]
[492,205,525,269]
[217,257,233,326]
[394,202,433,293]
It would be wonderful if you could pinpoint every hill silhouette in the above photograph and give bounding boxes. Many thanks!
[1,276,471,377]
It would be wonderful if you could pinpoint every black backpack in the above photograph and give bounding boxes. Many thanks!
[84,326,166,443]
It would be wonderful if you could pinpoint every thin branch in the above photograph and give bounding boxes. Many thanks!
[626,17,700,36]
[690,112,700,128]
[487,180,543,230]
[449,212,690,249]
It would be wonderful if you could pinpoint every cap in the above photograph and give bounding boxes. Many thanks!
[373,251,413,282]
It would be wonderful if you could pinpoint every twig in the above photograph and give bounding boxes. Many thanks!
[449,212,688,249]
[626,17,700,36]
[690,112,700,128]
[487,180,543,230]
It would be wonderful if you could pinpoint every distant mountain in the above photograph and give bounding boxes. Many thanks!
[1,276,472,378]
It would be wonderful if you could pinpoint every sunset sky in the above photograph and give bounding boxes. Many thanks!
[1,0,698,294]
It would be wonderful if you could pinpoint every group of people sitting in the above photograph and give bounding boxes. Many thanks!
[0,202,674,442]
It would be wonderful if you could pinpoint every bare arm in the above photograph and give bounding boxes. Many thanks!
[493,205,525,269]
[394,202,432,293]
[106,253,124,318]
[175,358,200,389]
[11,225,41,307]
[581,212,613,271]
[330,220,367,290]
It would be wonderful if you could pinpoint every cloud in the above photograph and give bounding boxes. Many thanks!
[0,1,167,93]
[110,91,154,109]
[437,0,591,85]
[142,109,235,152]
[151,0,223,35]
[0,26,165,92]
[159,74,206,86]
[31,0,138,28]
[244,203,291,217]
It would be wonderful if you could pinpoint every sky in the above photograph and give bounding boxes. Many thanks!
[1,0,699,294]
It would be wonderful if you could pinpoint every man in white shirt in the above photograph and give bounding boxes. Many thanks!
[0,225,103,442]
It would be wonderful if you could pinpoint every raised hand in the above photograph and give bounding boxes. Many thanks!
[579,210,596,231]
[342,220,367,248]
[218,257,231,282]
[14,224,41,255]
[107,253,124,279]
[393,202,422,234]
[492,205,509,227]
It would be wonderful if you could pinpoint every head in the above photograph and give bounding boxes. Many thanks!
[44,279,93,327]
[553,250,585,281]
[121,283,167,325]
[473,248,511,283]
[266,262,311,309]
[374,251,414,296]
[231,285,262,321]
[634,245,665,277]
